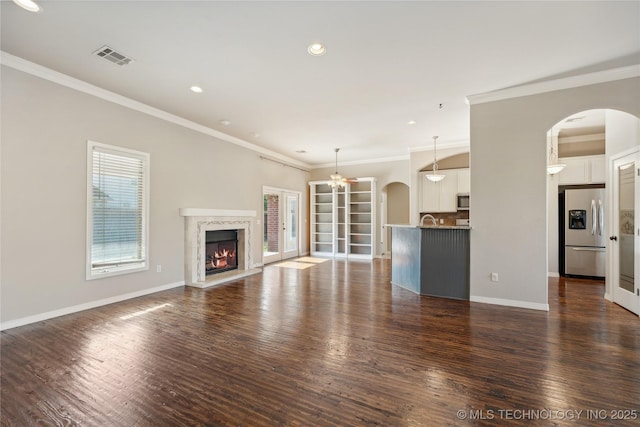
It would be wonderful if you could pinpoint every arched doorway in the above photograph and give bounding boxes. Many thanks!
[546,109,640,315]
[381,182,409,257]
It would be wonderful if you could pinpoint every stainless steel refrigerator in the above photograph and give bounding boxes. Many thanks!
[564,188,606,277]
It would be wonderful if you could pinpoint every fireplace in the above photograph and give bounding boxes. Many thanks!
[206,230,238,275]
[180,208,261,288]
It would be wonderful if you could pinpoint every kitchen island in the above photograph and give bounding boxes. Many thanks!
[388,225,470,300]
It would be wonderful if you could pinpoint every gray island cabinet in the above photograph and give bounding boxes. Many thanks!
[388,225,470,300]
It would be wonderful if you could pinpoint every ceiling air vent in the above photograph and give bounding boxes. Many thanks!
[93,46,134,66]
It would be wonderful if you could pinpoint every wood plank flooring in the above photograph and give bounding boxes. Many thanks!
[1,259,638,426]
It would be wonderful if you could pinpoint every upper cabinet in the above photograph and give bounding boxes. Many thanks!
[420,168,468,213]
[457,169,471,194]
[558,155,606,185]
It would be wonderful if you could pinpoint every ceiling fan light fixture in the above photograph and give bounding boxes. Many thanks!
[12,0,41,12]
[328,148,347,188]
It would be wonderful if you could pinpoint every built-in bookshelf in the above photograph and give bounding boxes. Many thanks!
[309,178,376,259]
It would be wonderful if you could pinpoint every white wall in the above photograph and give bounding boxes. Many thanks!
[606,109,640,155]
[1,66,310,325]
[470,77,640,311]
[547,172,561,276]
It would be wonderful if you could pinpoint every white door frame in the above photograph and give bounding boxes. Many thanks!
[609,148,639,315]
[263,186,301,264]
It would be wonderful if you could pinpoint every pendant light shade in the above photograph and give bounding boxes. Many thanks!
[547,163,566,175]
[12,0,41,12]
[426,136,446,182]
[547,128,565,175]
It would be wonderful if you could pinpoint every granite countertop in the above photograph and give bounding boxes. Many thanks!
[385,224,471,230]
[419,225,471,230]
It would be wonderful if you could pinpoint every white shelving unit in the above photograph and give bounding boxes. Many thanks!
[309,178,376,259]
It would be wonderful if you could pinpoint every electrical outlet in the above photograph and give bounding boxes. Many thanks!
[156,265,162,273]
[439,218,444,224]
[490,272,499,282]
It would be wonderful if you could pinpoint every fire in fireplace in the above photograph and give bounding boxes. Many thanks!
[205,230,238,275]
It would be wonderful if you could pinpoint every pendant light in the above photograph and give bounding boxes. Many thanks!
[328,148,347,188]
[547,128,566,175]
[12,0,41,12]
[426,136,445,182]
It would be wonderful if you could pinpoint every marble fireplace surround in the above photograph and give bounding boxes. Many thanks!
[180,208,262,288]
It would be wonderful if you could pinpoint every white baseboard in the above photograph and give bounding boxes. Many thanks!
[548,272,560,278]
[0,281,185,331]
[470,295,549,312]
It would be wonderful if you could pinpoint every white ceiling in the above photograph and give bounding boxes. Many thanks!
[2,1,639,167]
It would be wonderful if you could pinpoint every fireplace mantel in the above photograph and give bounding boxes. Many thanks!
[180,208,261,288]
[179,208,257,218]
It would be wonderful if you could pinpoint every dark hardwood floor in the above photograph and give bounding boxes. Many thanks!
[1,258,638,426]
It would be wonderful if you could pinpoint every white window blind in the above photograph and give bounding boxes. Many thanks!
[87,141,149,279]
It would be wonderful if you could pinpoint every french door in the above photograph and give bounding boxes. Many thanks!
[611,151,639,315]
[263,187,300,264]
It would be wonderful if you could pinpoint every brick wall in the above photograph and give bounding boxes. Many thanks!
[266,195,279,252]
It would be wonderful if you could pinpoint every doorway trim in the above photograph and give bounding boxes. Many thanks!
[607,146,639,314]
[262,186,301,265]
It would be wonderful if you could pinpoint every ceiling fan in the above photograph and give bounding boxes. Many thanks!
[328,148,357,188]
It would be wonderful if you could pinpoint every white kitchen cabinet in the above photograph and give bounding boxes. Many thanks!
[420,169,459,212]
[589,156,606,183]
[558,155,606,185]
[421,177,439,212]
[457,169,471,193]
[439,172,458,212]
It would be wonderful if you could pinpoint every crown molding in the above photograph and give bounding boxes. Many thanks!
[310,154,410,170]
[466,65,640,105]
[408,139,470,153]
[0,51,312,170]
[558,133,606,144]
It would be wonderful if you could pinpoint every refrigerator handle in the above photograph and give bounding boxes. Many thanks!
[591,200,596,236]
[598,200,604,236]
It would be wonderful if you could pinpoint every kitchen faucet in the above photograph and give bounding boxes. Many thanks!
[420,214,437,226]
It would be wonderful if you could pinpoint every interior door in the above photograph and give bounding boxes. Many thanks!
[611,152,639,315]
[263,188,300,264]
[282,192,299,259]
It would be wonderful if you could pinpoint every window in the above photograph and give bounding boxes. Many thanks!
[87,141,149,279]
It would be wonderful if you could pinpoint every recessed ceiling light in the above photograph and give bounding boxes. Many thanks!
[407,120,417,125]
[219,119,231,126]
[307,43,326,56]
[190,86,203,93]
[12,0,41,12]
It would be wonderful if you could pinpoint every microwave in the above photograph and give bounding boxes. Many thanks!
[457,193,470,210]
